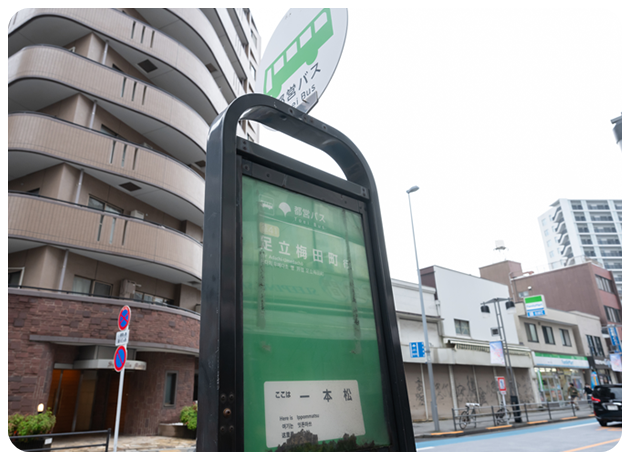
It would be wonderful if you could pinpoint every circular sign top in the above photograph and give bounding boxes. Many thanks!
[118,305,131,331]
[256,8,348,113]
[113,345,127,372]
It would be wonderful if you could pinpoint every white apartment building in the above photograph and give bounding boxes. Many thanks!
[539,199,622,297]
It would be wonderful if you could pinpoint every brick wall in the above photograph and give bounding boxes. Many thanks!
[124,352,197,435]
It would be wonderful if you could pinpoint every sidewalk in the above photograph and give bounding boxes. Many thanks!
[46,434,196,452]
[414,404,595,439]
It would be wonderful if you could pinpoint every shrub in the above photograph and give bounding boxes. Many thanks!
[180,403,197,431]
[8,409,56,441]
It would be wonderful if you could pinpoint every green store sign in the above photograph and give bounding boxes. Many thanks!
[242,176,389,451]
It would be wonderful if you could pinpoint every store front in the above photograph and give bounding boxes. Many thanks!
[587,356,616,386]
[531,352,590,404]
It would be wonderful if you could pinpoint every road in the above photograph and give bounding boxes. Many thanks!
[415,419,622,452]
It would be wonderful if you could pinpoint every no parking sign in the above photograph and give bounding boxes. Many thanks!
[113,345,127,372]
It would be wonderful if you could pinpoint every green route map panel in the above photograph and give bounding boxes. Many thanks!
[242,176,390,451]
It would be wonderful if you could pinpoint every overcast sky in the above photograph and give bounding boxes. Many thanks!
[250,2,624,285]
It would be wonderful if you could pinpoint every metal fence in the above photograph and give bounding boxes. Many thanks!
[451,400,590,431]
[10,429,111,452]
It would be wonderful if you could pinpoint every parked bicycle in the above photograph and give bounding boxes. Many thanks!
[494,402,511,425]
[459,403,480,430]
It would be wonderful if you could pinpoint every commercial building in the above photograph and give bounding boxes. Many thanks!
[393,266,536,422]
[511,302,616,406]
[8,8,260,435]
[480,260,622,384]
[538,199,622,297]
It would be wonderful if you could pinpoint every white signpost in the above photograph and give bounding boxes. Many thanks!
[113,306,130,452]
[256,8,348,113]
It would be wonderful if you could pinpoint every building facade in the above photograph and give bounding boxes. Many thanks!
[538,198,622,297]
[480,260,622,385]
[511,302,616,407]
[8,8,261,435]
[393,266,537,422]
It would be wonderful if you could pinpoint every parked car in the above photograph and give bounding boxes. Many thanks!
[591,384,622,426]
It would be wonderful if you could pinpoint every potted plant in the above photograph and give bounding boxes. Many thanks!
[180,402,197,436]
[9,409,56,451]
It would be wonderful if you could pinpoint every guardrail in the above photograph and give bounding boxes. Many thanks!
[10,429,111,452]
[451,400,591,431]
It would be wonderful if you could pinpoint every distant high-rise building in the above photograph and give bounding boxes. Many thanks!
[538,199,622,297]
[8,8,260,435]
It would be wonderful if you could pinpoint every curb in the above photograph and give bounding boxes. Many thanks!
[415,414,595,439]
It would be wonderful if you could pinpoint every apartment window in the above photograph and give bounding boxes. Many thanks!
[8,269,24,287]
[544,229,549,236]
[525,323,538,342]
[72,276,112,296]
[549,250,554,258]
[250,30,257,48]
[454,319,470,336]
[560,329,571,347]
[249,62,256,79]
[542,218,547,226]
[605,306,621,323]
[595,275,613,293]
[542,326,555,345]
[133,291,173,306]
[586,335,605,357]
[164,372,177,406]
[88,196,123,215]
[547,240,552,247]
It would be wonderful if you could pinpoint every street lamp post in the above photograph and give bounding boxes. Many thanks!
[481,297,522,423]
[407,186,440,432]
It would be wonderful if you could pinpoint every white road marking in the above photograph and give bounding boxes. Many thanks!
[417,446,435,451]
[559,422,598,430]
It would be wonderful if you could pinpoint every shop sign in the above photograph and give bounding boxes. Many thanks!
[607,326,622,352]
[524,295,546,317]
[587,356,612,369]
[610,353,622,372]
[532,352,589,369]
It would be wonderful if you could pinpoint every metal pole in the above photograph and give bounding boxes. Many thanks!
[407,188,440,432]
[113,366,125,452]
[493,298,522,422]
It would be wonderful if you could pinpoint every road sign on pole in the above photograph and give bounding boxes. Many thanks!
[410,342,425,358]
[113,305,130,452]
[118,305,131,331]
[496,376,507,395]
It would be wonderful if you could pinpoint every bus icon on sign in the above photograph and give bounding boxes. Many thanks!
[264,8,333,98]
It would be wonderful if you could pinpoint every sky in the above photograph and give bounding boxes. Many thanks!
[250,2,624,285]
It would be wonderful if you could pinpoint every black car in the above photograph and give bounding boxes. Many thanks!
[591,384,622,426]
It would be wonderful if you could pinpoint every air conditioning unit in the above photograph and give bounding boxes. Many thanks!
[119,279,140,298]
[491,327,500,336]
[130,210,144,219]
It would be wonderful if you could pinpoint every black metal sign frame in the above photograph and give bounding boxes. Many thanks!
[198,94,414,452]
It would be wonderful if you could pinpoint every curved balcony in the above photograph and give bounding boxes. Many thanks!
[137,8,245,103]
[551,207,563,222]
[9,112,204,226]
[8,8,227,125]
[8,193,202,284]
[553,220,566,235]
[201,8,250,79]
[8,45,207,165]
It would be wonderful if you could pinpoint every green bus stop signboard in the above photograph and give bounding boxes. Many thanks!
[242,176,389,450]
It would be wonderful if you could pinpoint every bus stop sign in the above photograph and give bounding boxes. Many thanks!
[256,8,348,113]
[197,94,414,452]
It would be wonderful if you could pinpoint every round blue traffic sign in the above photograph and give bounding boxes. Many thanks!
[118,305,131,331]
[113,345,127,372]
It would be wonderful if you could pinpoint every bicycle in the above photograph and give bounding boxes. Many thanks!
[494,403,511,425]
[459,403,480,430]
